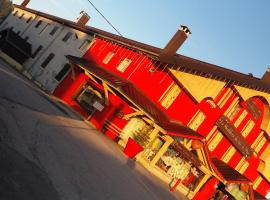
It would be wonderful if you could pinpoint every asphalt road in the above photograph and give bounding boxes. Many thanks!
[0,60,186,200]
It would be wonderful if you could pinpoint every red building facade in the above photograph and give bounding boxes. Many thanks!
[54,27,270,200]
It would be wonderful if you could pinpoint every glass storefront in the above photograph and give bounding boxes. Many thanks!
[76,84,105,114]
[154,144,204,191]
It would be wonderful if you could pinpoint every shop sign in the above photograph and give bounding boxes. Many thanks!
[171,141,201,167]
[216,116,253,157]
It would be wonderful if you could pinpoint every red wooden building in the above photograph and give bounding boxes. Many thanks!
[54,26,270,200]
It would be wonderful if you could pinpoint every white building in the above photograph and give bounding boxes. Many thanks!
[0,2,94,93]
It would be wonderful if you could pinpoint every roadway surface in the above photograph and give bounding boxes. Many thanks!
[0,60,187,200]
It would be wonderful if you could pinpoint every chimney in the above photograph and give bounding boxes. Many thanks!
[262,67,270,84]
[161,25,191,57]
[21,0,30,7]
[76,11,90,26]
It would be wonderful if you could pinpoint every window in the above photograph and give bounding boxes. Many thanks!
[62,32,72,42]
[41,53,55,68]
[159,83,181,109]
[19,13,24,19]
[76,85,104,113]
[102,51,115,64]
[50,26,59,36]
[117,58,132,72]
[208,130,223,152]
[55,63,71,81]
[188,111,206,131]
[79,39,91,51]
[13,11,18,16]
[39,23,50,35]
[26,16,32,23]
[32,45,43,58]
[35,20,43,28]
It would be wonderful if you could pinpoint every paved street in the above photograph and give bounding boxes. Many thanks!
[0,60,186,200]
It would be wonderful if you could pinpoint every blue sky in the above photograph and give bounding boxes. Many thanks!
[12,0,270,78]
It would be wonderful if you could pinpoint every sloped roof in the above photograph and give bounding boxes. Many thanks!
[211,158,250,183]
[66,55,203,140]
[14,5,270,93]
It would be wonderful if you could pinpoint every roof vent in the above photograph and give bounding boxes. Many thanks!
[76,11,90,26]
[161,25,191,57]
[21,0,30,7]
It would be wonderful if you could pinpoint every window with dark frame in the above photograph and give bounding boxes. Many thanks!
[50,26,59,36]
[19,13,24,19]
[39,23,50,35]
[26,16,32,23]
[79,39,91,51]
[62,32,72,42]
[13,11,18,16]
[32,45,43,58]
[35,20,43,28]
[55,63,71,81]
[41,53,55,68]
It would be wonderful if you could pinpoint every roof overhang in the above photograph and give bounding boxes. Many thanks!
[66,55,204,140]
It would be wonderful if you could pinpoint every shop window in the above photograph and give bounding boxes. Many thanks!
[120,118,147,142]
[32,45,43,58]
[41,53,55,68]
[55,63,71,82]
[79,39,91,51]
[117,58,132,72]
[188,111,206,131]
[26,16,32,23]
[226,183,249,200]
[62,32,72,42]
[102,51,115,64]
[39,23,50,35]
[156,145,204,191]
[159,83,181,109]
[50,26,59,36]
[19,13,24,19]
[76,85,104,114]
[143,136,165,161]
[35,20,43,28]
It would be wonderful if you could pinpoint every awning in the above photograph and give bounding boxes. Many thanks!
[66,55,204,140]
[0,28,32,58]
[211,158,250,184]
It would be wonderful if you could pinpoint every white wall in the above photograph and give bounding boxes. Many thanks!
[0,7,94,93]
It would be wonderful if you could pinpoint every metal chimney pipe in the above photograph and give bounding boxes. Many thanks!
[21,0,30,7]
[162,25,191,57]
